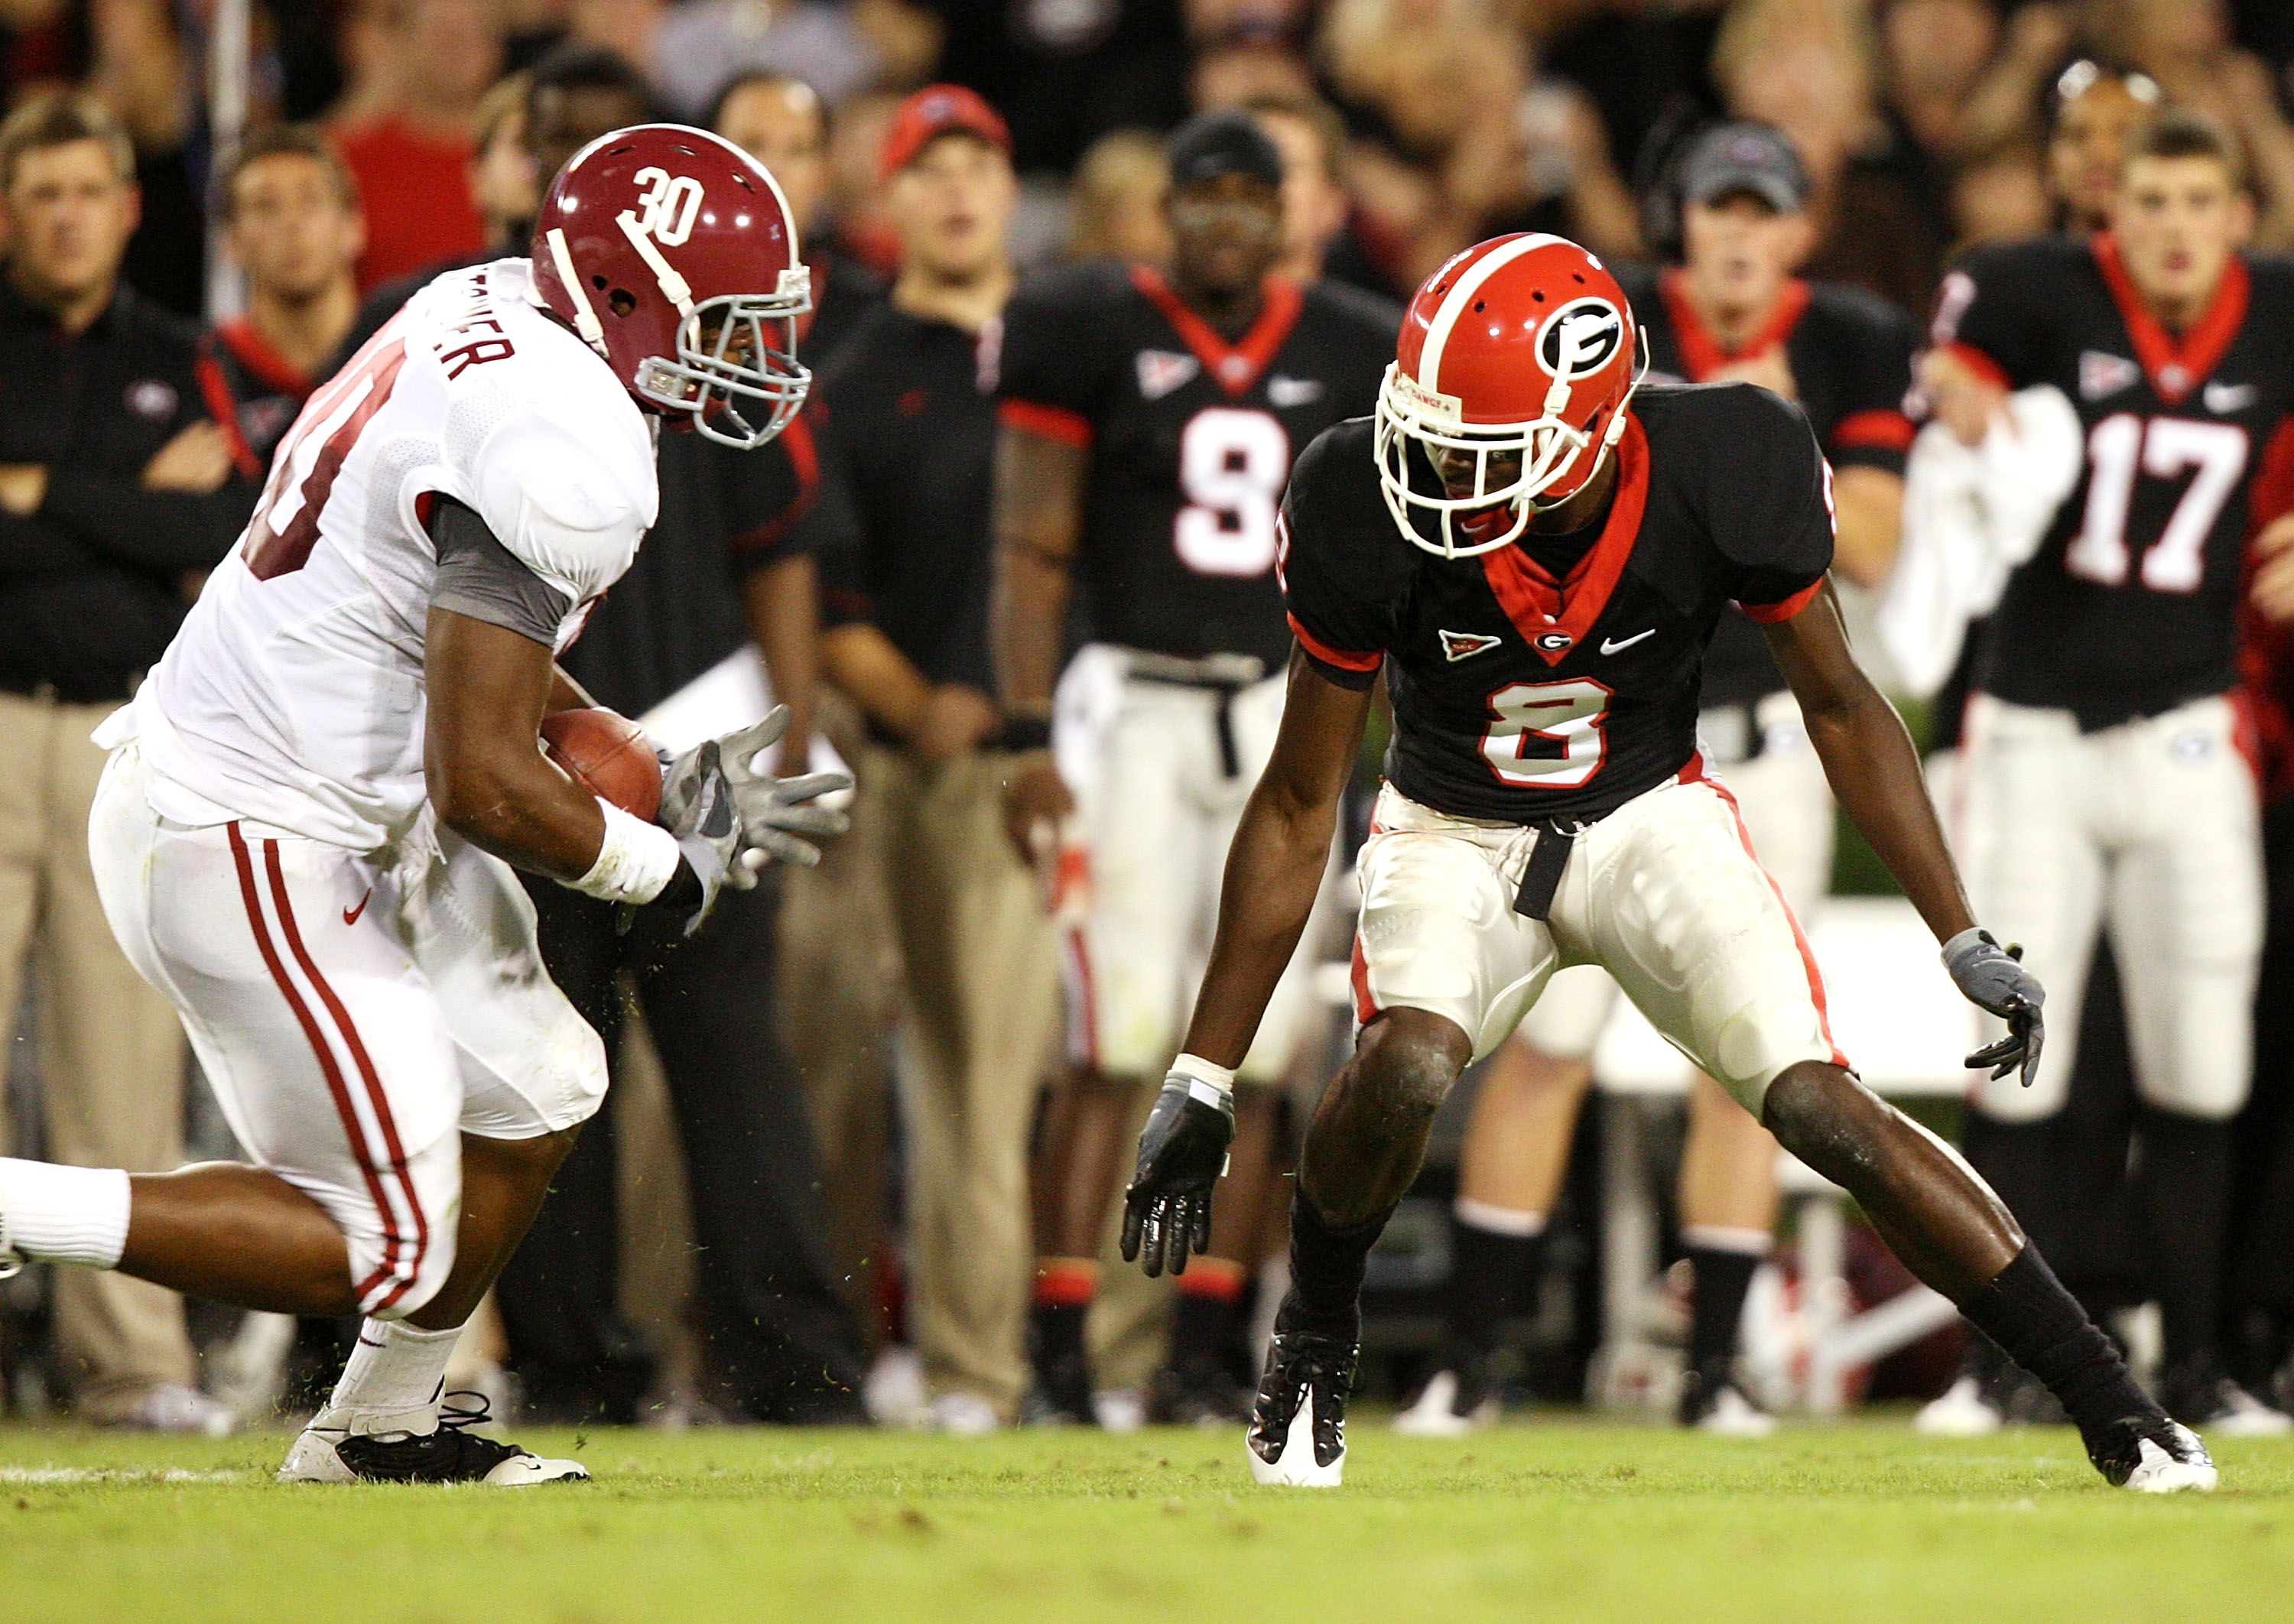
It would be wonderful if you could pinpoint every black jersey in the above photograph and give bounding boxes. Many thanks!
[997,261,1399,667]
[1933,234,2294,730]
[1616,265,1915,710]
[1282,383,1835,824]
[196,318,315,482]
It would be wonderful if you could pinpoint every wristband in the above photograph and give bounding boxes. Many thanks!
[993,715,1053,753]
[1168,1052,1237,1111]
[567,800,682,904]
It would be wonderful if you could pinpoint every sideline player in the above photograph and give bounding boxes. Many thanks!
[1120,229,2216,1493]
[1396,121,1915,1437]
[1921,112,2294,1434]
[992,110,1397,1424]
[0,126,845,1482]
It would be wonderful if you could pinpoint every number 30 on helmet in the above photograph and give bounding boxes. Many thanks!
[1375,233,1646,558]
[530,123,811,449]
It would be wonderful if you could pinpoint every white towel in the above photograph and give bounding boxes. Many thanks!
[1879,385,2082,697]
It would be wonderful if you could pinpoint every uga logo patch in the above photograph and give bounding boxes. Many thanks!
[1440,628,1503,662]
[1533,631,1574,653]
[1136,349,1201,400]
[1538,299,1624,378]
[2078,350,2140,400]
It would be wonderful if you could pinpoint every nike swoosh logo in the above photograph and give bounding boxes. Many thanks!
[1600,629,1655,654]
[343,888,372,927]
[2205,382,2256,413]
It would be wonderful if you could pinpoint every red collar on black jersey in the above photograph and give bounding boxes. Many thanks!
[1479,415,1652,667]
[1129,265,1304,399]
[1657,269,1811,382]
[215,317,314,398]
[2091,232,2250,406]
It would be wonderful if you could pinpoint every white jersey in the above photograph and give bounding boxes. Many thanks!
[122,258,658,852]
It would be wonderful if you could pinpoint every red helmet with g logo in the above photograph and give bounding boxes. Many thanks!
[530,123,811,449]
[1375,233,1644,557]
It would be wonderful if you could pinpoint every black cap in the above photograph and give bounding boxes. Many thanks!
[1678,121,1808,213]
[1165,109,1284,192]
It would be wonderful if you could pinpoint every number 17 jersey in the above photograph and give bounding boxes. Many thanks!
[1932,235,2294,730]
[996,262,1399,666]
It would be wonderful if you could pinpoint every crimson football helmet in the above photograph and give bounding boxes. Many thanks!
[1375,233,1646,557]
[530,124,811,449]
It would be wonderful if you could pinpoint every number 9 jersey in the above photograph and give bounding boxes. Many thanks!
[1280,382,1836,825]
[996,261,1399,664]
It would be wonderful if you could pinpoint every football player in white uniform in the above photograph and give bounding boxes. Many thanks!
[0,125,842,1483]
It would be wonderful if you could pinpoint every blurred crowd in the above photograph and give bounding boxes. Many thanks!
[6,0,2294,1436]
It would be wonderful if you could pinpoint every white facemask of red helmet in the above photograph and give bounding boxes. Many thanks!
[530,123,811,450]
[1374,233,1647,558]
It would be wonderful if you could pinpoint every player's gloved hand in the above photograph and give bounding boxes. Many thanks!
[707,706,852,869]
[1121,1056,1236,1278]
[1943,927,2046,1087]
[654,736,744,933]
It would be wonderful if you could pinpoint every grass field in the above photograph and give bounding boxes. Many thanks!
[2,1416,2290,1623]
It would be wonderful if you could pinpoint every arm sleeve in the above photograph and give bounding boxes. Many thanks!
[37,472,258,573]
[427,494,574,645]
[723,411,822,577]
[1928,245,2043,390]
[797,417,872,629]
[1277,431,1399,689]
[995,273,1108,447]
[1825,299,1917,475]
[1708,387,1836,622]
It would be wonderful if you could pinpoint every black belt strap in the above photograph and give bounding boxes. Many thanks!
[1212,693,1240,779]
[1513,821,1580,921]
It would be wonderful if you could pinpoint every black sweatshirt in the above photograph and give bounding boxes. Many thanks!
[0,280,258,700]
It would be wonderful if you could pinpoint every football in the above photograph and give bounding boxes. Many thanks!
[541,706,662,823]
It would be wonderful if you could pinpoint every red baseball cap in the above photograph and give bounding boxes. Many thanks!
[879,83,1011,181]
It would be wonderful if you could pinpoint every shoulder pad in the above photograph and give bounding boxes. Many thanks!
[464,395,657,604]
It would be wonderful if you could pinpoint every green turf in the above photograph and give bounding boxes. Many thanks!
[1,1416,2289,1623]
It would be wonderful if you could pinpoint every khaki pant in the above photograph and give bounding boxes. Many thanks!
[0,691,193,1415]
[861,745,1060,1417]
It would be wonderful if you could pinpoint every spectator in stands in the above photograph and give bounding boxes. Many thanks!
[86,0,203,315]
[1712,0,1951,313]
[330,0,501,292]
[0,93,256,1434]
[203,127,366,482]
[655,0,935,120]
[801,86,1060,1433]
[1245,90,1401,296]
[1067,130,1171,266]
[712,71,888,372]
[1876,0,2003,164]
[824,88,902,272]
[2102,0,2294,249]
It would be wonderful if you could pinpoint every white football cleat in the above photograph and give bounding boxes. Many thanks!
[1249,1385,1345,1487]
[1915,1374,2003,1437]
[279,1395,588,1485]
[2090,1414,2217,1494]
[1692,1383,1778,1438]
[1393,1369,1495,1437]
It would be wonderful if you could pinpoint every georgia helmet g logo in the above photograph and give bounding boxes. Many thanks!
[631,167,706,246]
[1537,297,1625,379]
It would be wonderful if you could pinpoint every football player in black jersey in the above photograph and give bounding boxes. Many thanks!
[991,111,1399,1425]
[200,128,366,486]
[1119,230,2214,1492]
[1395,121,1918,1440]
[1921,111,2294,1436]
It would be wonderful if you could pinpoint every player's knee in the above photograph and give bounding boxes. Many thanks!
[1358,1010,1470,1127]
[1758,1060,1885,1182]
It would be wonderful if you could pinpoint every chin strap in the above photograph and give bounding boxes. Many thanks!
[544,228,609,358]
[614,211,696,319]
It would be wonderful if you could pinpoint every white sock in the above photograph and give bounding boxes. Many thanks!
[0,1158,132,1268]
[317,1318,466,1435]
[1454,1197,1546,1237]
[1682,1224,1772,1256]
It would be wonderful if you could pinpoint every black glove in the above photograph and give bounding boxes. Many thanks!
[1943,927,2046,1088]
[1120,1067,1236,1278]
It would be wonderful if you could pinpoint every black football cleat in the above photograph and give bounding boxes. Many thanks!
[278,1392,590,1485]
[1248,1293,1355,1487]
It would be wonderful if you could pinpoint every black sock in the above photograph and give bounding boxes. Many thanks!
[1958,1244,2152,1447]
[1032,1300,1087,1376]
[1168,1286,1246,1375]
[1287,1190,1393,1337]
[2134,1106,2233,1372]
[1445,1210,1547,1363]
[1686,1242,1764,1372]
